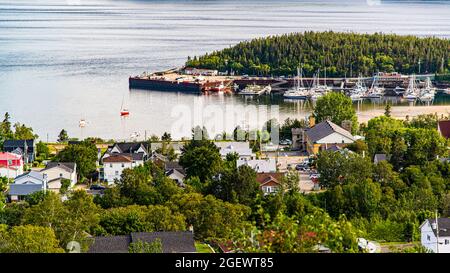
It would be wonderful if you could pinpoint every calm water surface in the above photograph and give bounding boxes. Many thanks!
[0,0,449,140]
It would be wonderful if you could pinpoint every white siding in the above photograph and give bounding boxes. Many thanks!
[421,220,450,253]
[41,166,77,187]
[316,132,354,144]
[0,167,23,179]
[103,160,144,185]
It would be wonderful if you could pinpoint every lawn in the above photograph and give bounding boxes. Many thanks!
[195,242,214,253]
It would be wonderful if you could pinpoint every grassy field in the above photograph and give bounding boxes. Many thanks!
[195,242,214,253]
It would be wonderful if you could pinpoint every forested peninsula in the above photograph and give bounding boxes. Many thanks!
[186,31,450,77]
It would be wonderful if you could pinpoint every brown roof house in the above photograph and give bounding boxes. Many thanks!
[102,153,145,185]
[256,173,284,195]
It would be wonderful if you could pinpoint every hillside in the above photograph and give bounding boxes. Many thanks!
[186,31,450,77]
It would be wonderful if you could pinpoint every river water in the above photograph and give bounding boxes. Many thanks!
[0,0,449,141]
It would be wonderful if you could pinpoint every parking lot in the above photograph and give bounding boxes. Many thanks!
[271,154,316,193]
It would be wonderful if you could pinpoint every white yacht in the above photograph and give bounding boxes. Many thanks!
[283,67,309,99]
[403,74,419,101]
[363,75,385,99]
[239,83,271,96]
[349,75,367,101]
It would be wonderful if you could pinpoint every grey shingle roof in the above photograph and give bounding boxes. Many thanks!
[3,139,35,149]
[14,171,44,181]
[427,218,450,237]
[87,232,196,253]
[165,161,183,171]
[131,232,196,253]
[87,235,131,253]
[42,162,76,173]
[305,120,354,143]
[113,142,148,154]
[8,183,43,196]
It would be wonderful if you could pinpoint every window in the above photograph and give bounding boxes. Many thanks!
[109,164,112,168]
[445,239,449,245]
[115,171,119,175]
[121,163,125,168]
[427,235,430,241]
[59,173,63,177]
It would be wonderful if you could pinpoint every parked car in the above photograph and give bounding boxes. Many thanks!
[279,139,292,145]
[296,164,308,171]
[90,184,106,191]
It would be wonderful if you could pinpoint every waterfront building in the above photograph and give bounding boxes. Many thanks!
[304,120,355,155]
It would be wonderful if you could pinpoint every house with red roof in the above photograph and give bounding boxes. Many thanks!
[0,152,24,179]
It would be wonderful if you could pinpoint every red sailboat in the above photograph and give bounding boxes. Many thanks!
[120,95,130,116]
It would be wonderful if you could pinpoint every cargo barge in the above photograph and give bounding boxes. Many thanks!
[129,76,204,93]
[129,71,233,94]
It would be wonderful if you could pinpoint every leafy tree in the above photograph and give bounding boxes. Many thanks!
[0,112,13,147]
[96,205,185,236]
[60,178,71,194]
[36,141,50,159]
[207,165,260,206]
[161,132,172,141]
[23,191,100,251]
[55,140,98,179]
[179,138,222,184]
[384,102,392,117]
[0,225,64,253]
[168,193,251,240]
[58,129,69,142]
[404,114,441,130]
[13,122,37,140]
[313,92,357,133]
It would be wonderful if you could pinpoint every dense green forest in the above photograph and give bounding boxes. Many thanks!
[186,31,450,77]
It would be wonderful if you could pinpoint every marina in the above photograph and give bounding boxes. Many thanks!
[2,0,450,141]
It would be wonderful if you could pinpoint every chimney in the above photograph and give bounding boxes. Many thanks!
[309,116,316,127]
[341,120,352,133]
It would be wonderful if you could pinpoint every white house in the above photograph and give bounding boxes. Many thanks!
[237,158,277,173]
[103,154,145,185]
[420,218,450,253]
[214,141,255,160]
[40,162,77,190]
[8,171,46,201]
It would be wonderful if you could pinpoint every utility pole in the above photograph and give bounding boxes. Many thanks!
[436,210,440,253]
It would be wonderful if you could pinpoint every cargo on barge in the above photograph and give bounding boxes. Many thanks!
[129,74,232,94]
